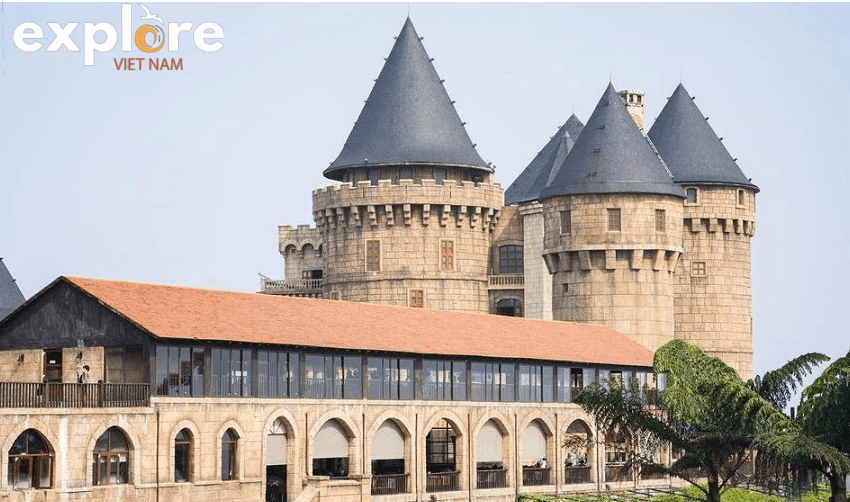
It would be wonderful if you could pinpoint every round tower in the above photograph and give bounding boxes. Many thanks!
[314,18,502,312]
[540,84,684,355]
[648,84,758,379]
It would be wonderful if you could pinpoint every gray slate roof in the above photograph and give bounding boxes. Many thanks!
[324,18,490,180]
[0,258,25,320]
[504,115,584,205]
[648,84,758,191]
[541,84,683,199]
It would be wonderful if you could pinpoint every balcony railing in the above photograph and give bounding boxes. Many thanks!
[605,464,632,483]
[522,466,551,486]
[487,274,525,289]
[426,471,459,493]
[260,278,324,296]
[565,466,592,484]
[477,469,507,489]
[0,382,150,408]
[371,474,408,495]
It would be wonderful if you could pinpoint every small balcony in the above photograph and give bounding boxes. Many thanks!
[0,382,150,408]
[522,466,551,486]
[476,468,507,489]
[426,471,459,493]
[371,473,408,495]
[487,274,524,290]
[564,466,592,484]
[260,278,324,297]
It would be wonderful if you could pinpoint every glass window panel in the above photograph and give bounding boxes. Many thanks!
[305,355,323,398]
[502,364,515,402]
[179,347,191,396]
[258,351,269,397]
[241,350,252,397]
[155,346,168,395]
[542,366,554,402]
[452,361,466,401]
[400,359,414,400]
[16,458,30,488]
[423,360,437,400]
[168,347,179,396]
[38,457,51,488]
[344,357,361,399]
[288,353,299,398]
[192,348,205,396]
[210,349,222,396]
[470,362,485,401]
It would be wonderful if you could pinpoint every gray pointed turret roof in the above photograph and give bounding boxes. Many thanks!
[541,84,683,198]
[324,18,490,180]
[504,114,584,205]
[648,84,758,191]
[0,258,25,320]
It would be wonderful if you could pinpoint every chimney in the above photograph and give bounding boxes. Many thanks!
[618,89,645,132]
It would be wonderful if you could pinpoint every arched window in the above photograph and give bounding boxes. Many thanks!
[371,420,407,495]
[221,429,238,481]
[604,428,631,483]
[425,419,459,493]
[174,429,192,483]
[563,420,592,484]
[313,420,349,478]
[496,299,522,317]
[476,420,506,489]
[8,429,52,489]
[499,245,523,274]
[92,427,130,485]
[267,418,288,501]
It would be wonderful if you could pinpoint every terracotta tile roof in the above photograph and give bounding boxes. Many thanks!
[64,276,653,368]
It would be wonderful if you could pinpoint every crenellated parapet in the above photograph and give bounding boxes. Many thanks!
[312,180,503,232]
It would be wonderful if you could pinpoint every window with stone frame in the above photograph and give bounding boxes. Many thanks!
[366,240,380,272]
[655,209,666,232]
[686,188,698,204]
[691,261,707,277]
[409,289,424,308]
[607,208,621,231]
[92,427,130,486]
[499,245,523,274]
[221,429,238,481]
[560,210,572,234]
[738,189,745,206]
[440,240,455,271]
[8,429,53,489]
[174,429,192,483]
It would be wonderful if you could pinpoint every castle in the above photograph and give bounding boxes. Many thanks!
[269,18,758,379]
[0,17,757,502]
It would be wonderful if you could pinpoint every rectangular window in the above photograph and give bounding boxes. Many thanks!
[409,289,424,308]
[304,354,361,399]
[366,240,381,271]
[692,261,706,277]
[257,351,297,398]
[209,348,250,397]
[686,188,698,204]
[440,240,454,271]
[570,368,584,401]
[499,245,523,274]
[471,362,513,402]
[607,208,621,231]
[738,189,745,206]
[655,209,665,232]
[560,210,571,235]
[367,357,414,400]
[422,359,464,401]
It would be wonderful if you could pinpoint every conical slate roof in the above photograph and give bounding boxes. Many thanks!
[0,258,25,320]
[648,84,758,191]
[541,84,683,198]
[504,115,584,205]
[324,18,490,180]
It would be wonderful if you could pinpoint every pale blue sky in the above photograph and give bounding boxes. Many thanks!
[1,3,848,383]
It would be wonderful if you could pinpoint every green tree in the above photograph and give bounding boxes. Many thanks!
[747,352,830,410]
[797,348,850,502]
[574,340,850,502]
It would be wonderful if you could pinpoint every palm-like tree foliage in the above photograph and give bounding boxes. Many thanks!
[797,348,850,502]
[573,340,850,502]
[747,352,829,410]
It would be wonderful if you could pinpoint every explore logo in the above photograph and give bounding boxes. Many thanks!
[12,3,224,67]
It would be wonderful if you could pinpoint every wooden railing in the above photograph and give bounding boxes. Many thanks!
[426,471,459,493]
[522,466,551,486]
[371,474,408,495]
[565,466,592,484]
[487,274,525,288]
[0,382,150,408]
[477,469,507,489]
[260,278,323,295]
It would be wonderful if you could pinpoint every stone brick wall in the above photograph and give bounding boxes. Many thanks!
[542,193,684,354]
[278,225,323,281]
[518,202,552,320]
[675,185,756,379]
[313,178,503,313]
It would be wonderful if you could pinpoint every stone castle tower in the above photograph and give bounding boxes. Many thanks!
[269,18,758,378]
[538,84,685,357]
[648,84,759,379]
[312,18,502,312]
